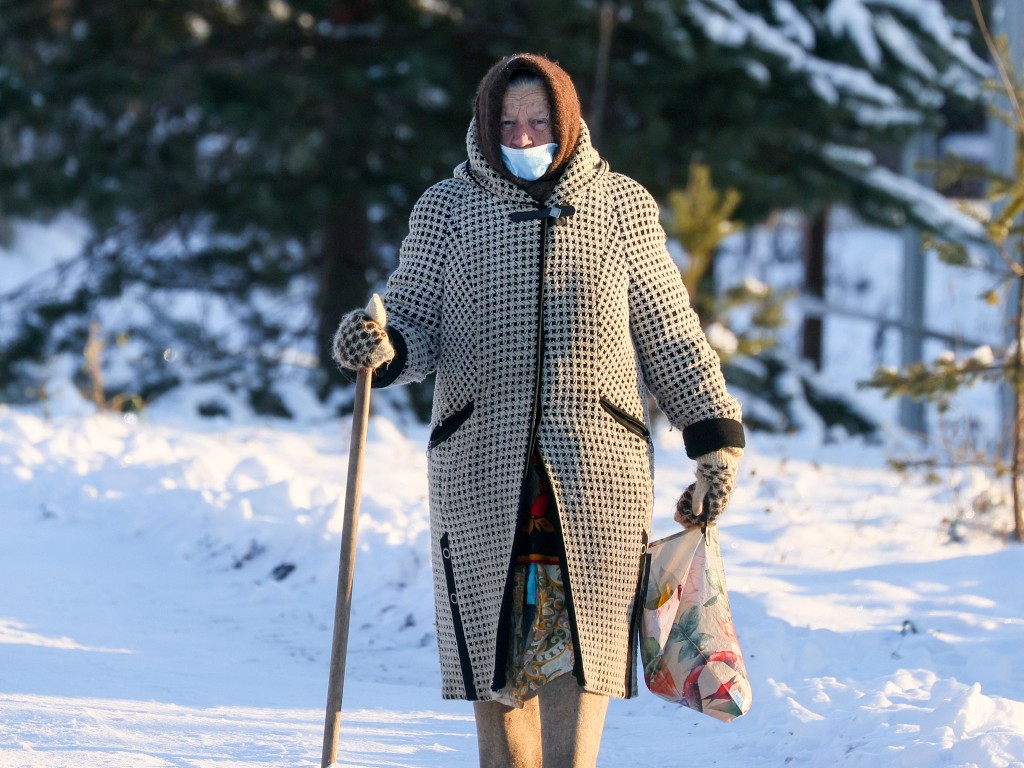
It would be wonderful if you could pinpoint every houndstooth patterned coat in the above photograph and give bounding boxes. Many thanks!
[374,119,743,701]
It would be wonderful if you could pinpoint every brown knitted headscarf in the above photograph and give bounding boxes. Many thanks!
[473,53,582,189]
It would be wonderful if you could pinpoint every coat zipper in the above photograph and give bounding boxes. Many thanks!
[441,532,478,700]
[492,212,551,691]
[525,215,550,454]
[626,531,651,696]
[528,216,586,688]
[493,205,587,691]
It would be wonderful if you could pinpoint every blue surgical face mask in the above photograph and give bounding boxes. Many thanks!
[500,143,558,181]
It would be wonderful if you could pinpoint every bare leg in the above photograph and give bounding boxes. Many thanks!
[474,696,543,768]
[538,674,609,767]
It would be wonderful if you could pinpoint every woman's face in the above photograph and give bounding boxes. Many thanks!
[500,84,553,148]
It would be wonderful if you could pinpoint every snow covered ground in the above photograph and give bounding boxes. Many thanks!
[1,389,1023,767]
[2,211,1024,767]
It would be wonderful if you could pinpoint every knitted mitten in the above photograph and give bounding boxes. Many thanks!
[675,447,743,527]
[331,309,395,371]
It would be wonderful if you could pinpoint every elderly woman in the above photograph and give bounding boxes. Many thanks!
[332,53,744,768]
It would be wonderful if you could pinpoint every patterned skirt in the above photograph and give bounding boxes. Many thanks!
[493,452,575,708]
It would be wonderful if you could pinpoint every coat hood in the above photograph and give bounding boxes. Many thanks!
[472,53,583,187]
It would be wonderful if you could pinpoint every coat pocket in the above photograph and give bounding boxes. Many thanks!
[428,400,475,449]
[600,396,650,440]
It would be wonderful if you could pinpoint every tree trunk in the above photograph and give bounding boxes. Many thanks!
[316,196,372,386]
[316,15,376,390]
[589,0,616,147]
[1014,268,1024,541]
[801,210,827,370]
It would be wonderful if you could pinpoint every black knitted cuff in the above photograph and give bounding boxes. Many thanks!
[682,417,745,459]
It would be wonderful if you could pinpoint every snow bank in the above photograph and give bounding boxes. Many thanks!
[1,404,1022,766]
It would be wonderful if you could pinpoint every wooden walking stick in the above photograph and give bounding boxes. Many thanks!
[321,294,387,768]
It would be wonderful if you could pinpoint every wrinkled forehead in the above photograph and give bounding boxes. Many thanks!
[501,84,550,117]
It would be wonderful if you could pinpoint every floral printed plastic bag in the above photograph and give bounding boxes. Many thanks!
[639,525,752,721]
